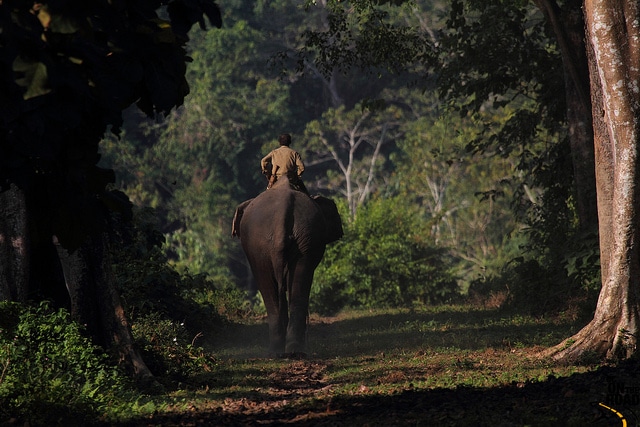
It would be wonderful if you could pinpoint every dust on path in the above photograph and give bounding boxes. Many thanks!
[132,312,636,426]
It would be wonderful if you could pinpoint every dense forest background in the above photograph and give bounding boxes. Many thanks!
[2,1,615,422]
[98,0,599,317]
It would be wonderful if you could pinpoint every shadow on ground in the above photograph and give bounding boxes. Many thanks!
[117,360,640,426]
[115,309,635,426]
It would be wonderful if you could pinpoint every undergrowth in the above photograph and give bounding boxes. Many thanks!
[0,301,142,426]
[0,301,602,426]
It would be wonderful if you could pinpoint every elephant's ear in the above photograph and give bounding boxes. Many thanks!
[313,196,343,244]
[232,199,254,238]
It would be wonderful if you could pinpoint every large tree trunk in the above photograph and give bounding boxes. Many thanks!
[58,234,153,378]
[546,0,640,361]
[0,183,153,378]
[0,184,30,301]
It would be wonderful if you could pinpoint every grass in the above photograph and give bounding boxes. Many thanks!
[207,305,593,390]
[109,304,632,426]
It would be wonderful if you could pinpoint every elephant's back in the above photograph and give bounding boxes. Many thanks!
[240,188,324,252]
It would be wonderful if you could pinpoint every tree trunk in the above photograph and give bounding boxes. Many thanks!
[0,184,30,301]
[545,0,640,361]
[58,234,154,379]
[0,183,153,378]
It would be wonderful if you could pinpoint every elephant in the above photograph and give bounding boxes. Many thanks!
[232,179,343,357]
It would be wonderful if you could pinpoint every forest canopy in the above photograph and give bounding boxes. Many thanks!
[100,0,596,315]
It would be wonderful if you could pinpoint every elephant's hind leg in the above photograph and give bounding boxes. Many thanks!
[284,263,314,356]
[259,277,289,357]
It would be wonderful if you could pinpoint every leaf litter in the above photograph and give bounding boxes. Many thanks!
[119,310,640,426]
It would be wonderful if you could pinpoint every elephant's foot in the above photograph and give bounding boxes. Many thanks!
[267,352,286,359]
[269,352,307,359]
[284,352,307,360]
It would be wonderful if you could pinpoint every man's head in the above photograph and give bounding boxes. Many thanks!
[278,133,292,146]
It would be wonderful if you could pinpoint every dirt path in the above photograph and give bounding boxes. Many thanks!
[124,311,640,426]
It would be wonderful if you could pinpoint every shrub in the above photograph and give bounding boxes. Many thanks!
[467,253,598,318]
[110,206,247,383]
[0,301,136,425]
[131,312,217,383]
[312,197,460,315]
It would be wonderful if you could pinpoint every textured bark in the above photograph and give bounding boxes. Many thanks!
[57,234,153,378]
[0,184,30,301]
[546,0,640,361]
[0,183,152,378]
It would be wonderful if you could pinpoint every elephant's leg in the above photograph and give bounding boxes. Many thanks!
[258,277,288,357]
[284,262,315,355]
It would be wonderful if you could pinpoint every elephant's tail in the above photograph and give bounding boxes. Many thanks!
[231,198,254,237]
[275,258,288,293]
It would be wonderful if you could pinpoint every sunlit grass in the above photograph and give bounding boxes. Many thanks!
[181,304,594,397]
[131,304,601,425]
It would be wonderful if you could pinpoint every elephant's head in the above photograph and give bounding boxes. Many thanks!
[313,195,343,244]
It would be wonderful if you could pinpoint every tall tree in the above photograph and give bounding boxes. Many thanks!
[545,0,640,360]
[533,0,596,230]
[0,0,221,376]
[441,0,596,231]
[303,102,402,217]
[393,93,519,282]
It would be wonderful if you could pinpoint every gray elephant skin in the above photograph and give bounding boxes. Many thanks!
[232,179,343,357]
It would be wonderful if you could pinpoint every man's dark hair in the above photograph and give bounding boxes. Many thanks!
[278,133,292,146]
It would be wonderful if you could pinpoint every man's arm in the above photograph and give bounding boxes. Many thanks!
[261,152,273,174]
[295,152,305,176]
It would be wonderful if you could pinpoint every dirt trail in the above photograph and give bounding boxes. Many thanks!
[128,313,640,426]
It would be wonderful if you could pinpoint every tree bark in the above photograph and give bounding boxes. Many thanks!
[0,184,30,301]
[58,234,153,379]
[545,0,640,361]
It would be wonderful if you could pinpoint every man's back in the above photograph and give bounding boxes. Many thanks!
[261,133,308,194]
[267,146,304,178]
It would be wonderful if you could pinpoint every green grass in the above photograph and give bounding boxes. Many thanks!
[110,304,625,426]
[204,305,592,391]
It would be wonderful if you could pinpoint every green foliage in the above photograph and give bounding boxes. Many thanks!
[114,231,249,327]
[110,206,251,381]
[468,251,598,318]
[0,302,136,425]
[100,17,298,286]
[293,0,597,319]
[392,95,522,286]
[101,0,591,321]
[0,0,222,248]
[312,197,460,315]
[297,0,434,77]
[441,0,564,124]
[489,137,601,314]
[131,312,217,383]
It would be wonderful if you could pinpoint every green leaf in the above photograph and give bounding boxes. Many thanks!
[12,56,50,99]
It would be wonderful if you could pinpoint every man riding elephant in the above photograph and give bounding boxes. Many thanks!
[261,133,309,194]
[232,179,343,357]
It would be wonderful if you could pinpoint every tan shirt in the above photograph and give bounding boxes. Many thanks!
[261,146,305,179]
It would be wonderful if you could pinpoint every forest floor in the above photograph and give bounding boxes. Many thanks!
[121,306,640,426]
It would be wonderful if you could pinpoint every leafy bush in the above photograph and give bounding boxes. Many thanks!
[312,197,460,315]
[468,252,599,319]
[112,206,252,324]
[0,301,136,425]
[131,312,217,383]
